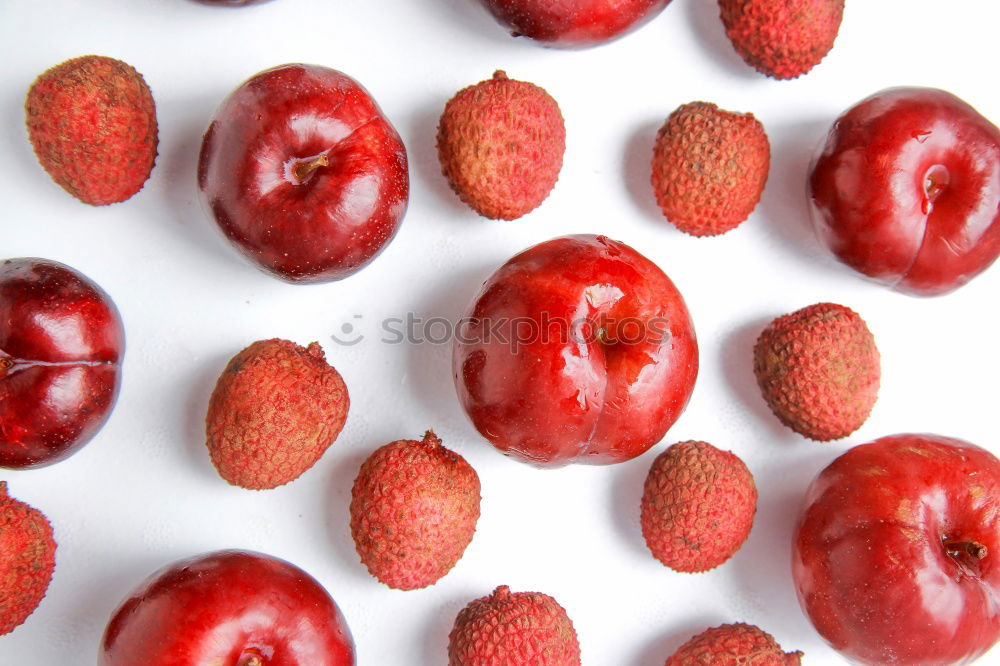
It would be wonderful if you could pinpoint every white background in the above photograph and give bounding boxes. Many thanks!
[2,0,999,664]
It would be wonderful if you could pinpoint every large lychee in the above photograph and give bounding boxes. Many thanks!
[641,441,757,573]
[350,431,480,590]
[437,71,565,220]
[666,623,802,664]
[449,585,581,665]
[205,339,349,490]
[651,102,770,236]
[718,0,845,80]
[25,55,158,205]
[0,482,57,636]
[753,303,880,441]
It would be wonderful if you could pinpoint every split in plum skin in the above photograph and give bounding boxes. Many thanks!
[0,258,124,469]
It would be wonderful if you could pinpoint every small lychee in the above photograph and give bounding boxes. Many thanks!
[25,55,158,205]
[651,102,769,236]
[665,623,803,665]
[718,0,845,80]
[205,339,349,490]
[641,441,757,573]
[0,482,57,636]
[753,303,880,441]
[350,431,480,590]
[449,585,581,665]
[437,70,565,220]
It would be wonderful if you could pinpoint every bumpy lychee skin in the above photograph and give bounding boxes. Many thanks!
[651,102,769,237]
[0,482,56,636]
[437,71,565,220]
[25,55,157,205]
[206,339,349,490]
[449,585,581,665]
[641,441,757,573]
[350,431,480,591]
[754,303,880,441]
[718,0,845,80]
[666,623,803,665]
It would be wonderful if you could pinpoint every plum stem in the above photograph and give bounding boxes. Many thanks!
[292,153,329,183]
[945,540,988,560]
[238,656,264,666]
[0,355,12,377]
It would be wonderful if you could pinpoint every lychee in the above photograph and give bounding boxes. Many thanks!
[641,441,757,573]
[350,431,480,590]
[437,71,565,220]
[449,585,581,665]
[25,55,158,205]
[753,303,880,441]
[205,339,349,490]
[718,0,845,80]
[0,482,56,636]
[651,102,769,237]
[665,623,803,665]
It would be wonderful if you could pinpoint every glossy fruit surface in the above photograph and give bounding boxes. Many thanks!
[199,64,409,283]
[793,434,1000,665]
[453,234,698,467]
[810,87,1000,296]
[478,0,671,48]
[0,258,123,469]
[99,550,355,666]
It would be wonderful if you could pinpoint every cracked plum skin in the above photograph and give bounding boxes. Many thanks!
[99,550,355,666]
[0,258,124,469]
[793,434,1000,665]
[810,87,1000,296]
[478,0,672,48]
[453,235,698,468]
[198,64,409,284]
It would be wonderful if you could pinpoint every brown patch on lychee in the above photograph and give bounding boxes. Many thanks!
[641,441,757,572]
[205,339,349,490]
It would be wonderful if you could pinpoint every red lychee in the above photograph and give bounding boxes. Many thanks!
[718,0,845,80]
[437,71,565,220]
[641,441,757,572]
[449,585,581,665]
[753,303,880,441]
[0,482,57,636]
[665,623,802,665]
[25,55,157,205]
[350,431,480,590]
[205,339,349,489]
[651,102,769,236]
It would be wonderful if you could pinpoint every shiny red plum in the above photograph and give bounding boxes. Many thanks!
[199,64,409,284]
[478,0,672,48]
[810,88,1000,296]
[793,434,1000,665]
[99,550,355,666]
[453,235,698,468]
[0,258,123,469]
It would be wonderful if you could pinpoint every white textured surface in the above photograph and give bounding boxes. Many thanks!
[2,1,999,664]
